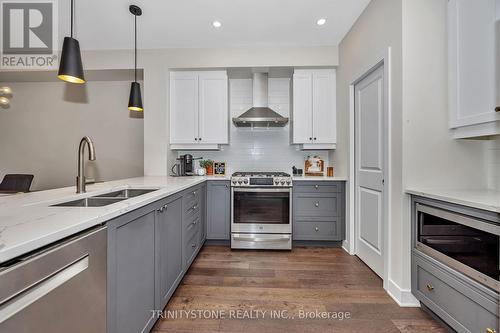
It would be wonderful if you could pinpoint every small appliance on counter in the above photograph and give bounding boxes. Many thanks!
[171,154,202,176]
[304,156,324,176]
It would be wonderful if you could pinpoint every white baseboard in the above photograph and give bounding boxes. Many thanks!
[341,240,354,255]
[385,279,420,307]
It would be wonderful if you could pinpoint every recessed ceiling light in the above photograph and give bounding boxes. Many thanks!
[317,18,327,26]
[212,21,222,28]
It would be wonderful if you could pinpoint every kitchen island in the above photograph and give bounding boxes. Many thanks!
[0,176,228,263]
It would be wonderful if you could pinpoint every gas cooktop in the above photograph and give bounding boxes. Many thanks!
[231,171,292,187]
[232,171,291,178]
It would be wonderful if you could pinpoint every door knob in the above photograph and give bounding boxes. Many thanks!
[486,329,496,333]
[426,284,434,291]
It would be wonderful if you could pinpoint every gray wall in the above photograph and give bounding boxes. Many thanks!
[331,0,404,294]
[0,80,144,191]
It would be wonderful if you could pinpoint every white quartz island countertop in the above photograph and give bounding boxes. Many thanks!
[406,188,500,213]
[0,176,228,264]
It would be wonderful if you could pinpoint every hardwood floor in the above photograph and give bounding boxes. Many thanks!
[152,245,446,333]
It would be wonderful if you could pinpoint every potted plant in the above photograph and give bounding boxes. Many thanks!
[199,159,214,175]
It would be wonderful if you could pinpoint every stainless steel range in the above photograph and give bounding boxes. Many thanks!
[231,172,292,250]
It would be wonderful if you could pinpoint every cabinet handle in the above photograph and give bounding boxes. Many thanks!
[426,284,434,291]
[486,328,496,333]
[191,243,196,248]
[495,106,500,112]
[192,191,197,195]
[313,137,317,141]
[315,202,319,207]
[314,185,319,189]
[309,137,313,141]
[199,137,202,141]
[315,227,319,232]
[158,207,164,213]
[195,138,198,141]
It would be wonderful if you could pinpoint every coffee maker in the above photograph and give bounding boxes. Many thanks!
[171,154,202,176]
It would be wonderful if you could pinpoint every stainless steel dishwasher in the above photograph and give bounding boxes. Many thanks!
[0,226,107,333]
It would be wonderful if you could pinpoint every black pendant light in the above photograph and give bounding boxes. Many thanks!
[128,5,143,112]
[58,0,85,84]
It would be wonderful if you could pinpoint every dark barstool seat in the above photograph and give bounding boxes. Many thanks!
[0,174,34,193]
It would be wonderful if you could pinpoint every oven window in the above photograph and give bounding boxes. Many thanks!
[418,212,499,280]
[234,191,289,224]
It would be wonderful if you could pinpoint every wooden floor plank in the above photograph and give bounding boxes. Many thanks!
[151,245,444,333]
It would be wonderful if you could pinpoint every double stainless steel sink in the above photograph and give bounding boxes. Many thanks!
[51,188,159,207]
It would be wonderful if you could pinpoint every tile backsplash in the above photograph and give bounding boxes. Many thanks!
[177,78,330,175]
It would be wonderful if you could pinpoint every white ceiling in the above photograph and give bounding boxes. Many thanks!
[58,0,370,50]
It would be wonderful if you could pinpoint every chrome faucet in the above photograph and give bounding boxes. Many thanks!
[76,136,96,193]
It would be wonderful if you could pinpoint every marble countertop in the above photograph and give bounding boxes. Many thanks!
[0,175,229,264]
[406,188,500,213]
[292,176,347,181]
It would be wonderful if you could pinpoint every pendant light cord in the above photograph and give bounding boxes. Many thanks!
[134,14,137,83]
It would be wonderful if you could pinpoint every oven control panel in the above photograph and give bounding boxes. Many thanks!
[231,176,292,187]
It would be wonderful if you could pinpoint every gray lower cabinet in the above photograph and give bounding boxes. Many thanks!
[410,195,499,333]
[107,206,157,333]
[108,184,208,333]
[292,181,345,241]
[155,195,183,311]
[206,181,230,240]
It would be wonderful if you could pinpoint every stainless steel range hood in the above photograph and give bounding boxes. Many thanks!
[232,73,289,127]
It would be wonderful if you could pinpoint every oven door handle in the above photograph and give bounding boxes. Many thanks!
[232,235,291,242]
[232,187,291,193]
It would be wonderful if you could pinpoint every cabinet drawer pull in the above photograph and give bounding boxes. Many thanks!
[426,284,434,291]
[314,185,319,189]
[158,207,164,213]
[486,328,496,333]
[314,227,319,232]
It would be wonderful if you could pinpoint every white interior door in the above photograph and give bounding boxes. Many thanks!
[354,65,385,277]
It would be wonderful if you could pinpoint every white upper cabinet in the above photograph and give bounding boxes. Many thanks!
[448,0,500,138]
[170,71,228,150]
[293,69,336,149]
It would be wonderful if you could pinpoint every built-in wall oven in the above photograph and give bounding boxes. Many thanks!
[231,172,292,250]
[415,203,500,291]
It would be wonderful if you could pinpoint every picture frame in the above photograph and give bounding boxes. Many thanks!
[214,162,226,176]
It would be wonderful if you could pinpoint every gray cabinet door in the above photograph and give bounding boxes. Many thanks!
[108,210,156,333]
[155,196,183,310]
[206,181,230,240]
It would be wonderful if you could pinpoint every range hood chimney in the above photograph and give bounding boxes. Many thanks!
[232,73,289,127]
